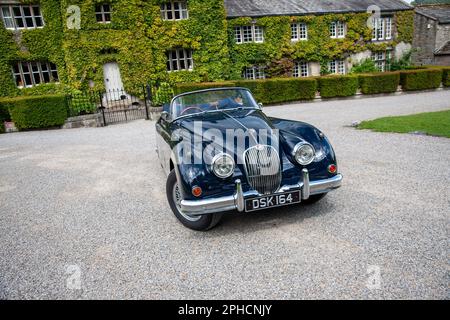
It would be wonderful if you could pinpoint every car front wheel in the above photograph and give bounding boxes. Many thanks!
[166,170,223,231]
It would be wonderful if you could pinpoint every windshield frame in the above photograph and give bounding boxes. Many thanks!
[170,87,259,121]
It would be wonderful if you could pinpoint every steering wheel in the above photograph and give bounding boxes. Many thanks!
[180,106,204,116]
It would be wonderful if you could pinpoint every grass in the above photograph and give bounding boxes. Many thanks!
[358,110,450,138]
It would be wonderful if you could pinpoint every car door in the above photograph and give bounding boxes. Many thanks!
[155,111,173,176]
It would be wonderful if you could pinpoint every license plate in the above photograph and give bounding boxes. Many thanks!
[245,191,301,212]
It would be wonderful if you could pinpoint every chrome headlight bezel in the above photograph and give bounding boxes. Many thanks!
[211,153,235,179]
[292,142,316,166]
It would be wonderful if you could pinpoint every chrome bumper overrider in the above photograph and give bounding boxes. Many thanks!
[180,169,343,216]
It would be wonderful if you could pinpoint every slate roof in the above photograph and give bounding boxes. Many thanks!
[436,41,450,55]
[415,5,450,24]
[224,0,412,18]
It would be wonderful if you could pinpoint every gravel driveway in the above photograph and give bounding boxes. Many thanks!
[0,90,449,299]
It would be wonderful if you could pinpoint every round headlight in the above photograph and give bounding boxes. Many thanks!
[212,153,235,178]
[293,143,315,166]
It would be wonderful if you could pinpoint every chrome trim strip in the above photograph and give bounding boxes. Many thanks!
[180,174,343,216]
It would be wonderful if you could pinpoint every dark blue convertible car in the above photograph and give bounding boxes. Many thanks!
[156,88,342,231]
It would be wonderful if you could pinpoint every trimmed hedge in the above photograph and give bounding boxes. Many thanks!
[236,78,317,104]
[400,69,443,91]
[3,95,68,130]
[174,82,237,95]
[358,72,400,95]
[442,67,450,87]
[318,75,359,98]
[174,78,317,105]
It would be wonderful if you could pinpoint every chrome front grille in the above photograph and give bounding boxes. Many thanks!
[243,145,282,195]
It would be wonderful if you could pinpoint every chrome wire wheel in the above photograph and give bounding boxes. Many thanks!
[172,182,201,222]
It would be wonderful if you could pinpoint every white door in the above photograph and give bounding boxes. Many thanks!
[103,62,125,100]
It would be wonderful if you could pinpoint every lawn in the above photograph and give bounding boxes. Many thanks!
[358,110,450,138]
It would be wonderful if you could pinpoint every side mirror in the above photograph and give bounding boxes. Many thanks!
[160,111,172,122]
[258,103,263,110]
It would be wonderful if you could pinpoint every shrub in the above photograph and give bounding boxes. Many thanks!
[400,69,443,91]
[318,75,359,98]
[0,122,4,134]
[236,78,317,104]
[390,50,413,71]
[6,95,68,130]
[174,82,237,95]
[0,100,11,122]
[351,58,378,74]
[358,72,400,94]
[442,67,450,87]
[154,82,175,106]
[68,92,97,116]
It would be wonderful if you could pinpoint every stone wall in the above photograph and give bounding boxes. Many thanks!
[412,13,437,65]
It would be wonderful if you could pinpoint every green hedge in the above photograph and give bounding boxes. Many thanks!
[318,75,359,98]
[174,78,317,105]
[174,82,237,95]
[3,95,68,130]
[236,78,317,104]
[442,67,450,87]
[358,72,400,95]
[400,69,443,91]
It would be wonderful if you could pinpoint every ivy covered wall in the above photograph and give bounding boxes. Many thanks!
[0,0,414,97]
[227,11,415,78]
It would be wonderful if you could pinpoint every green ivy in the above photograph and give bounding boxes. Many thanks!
[0,1,414,97]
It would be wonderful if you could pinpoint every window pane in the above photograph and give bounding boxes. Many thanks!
[104,13,111,22]
[103,4,110,12]
[33,72,41,84]
[21,63,29,73]
[15,17,24,28]
[13,6,21,16]
[174,10,180,20]
[31,62,39,72]
[32,6,41,16]
[96,14,103,22]
[2,7,12,18]
[25,17,34,27]
[35,16,43,27]
[24,73,32,86]
[3,17,14,29]
[51,71,59,81]
[22,6,31,16]
[42,70,50,82]
[12,64,20,74]
[15,74,23,87]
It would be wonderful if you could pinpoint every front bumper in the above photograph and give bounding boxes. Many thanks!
[180,169,343,216]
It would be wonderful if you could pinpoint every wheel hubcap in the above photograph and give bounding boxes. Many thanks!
[173,183,201,222]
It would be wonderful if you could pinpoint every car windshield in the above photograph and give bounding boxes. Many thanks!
[171,88,259,119]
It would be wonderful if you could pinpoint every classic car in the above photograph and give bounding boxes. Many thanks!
[156,88,342,231]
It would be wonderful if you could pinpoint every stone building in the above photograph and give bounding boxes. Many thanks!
[413,4,450,66]
[0,0,414,97]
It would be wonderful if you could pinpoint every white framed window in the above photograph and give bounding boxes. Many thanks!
[160,1,188,21]
[328,59,346,75]
[12,61,58,88]
[1,5,44,30]
[166,48,193,72]
[243,65,266,80]
[234,25,264,44]
[330,21,346,39]
[293,61,309,77]
[291,23,308,41]
[372,17,393,41]
[95,4,111,23]
[371,50,392,72]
